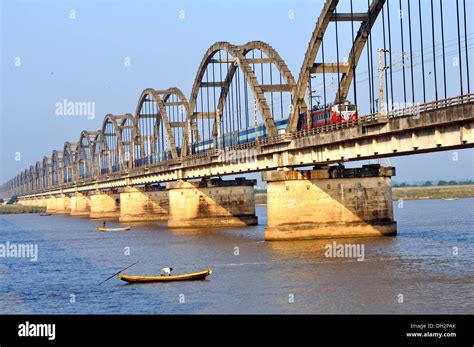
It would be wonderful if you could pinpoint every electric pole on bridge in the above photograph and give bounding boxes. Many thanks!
[216,109,221,150]
[377,48,389,115]
[254,98,259,143]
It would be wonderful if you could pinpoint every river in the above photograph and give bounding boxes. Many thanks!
[0,198,472,314]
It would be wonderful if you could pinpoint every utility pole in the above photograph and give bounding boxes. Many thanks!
[253,98,259,143]
[216,109,221,150]
[377,48,389,115]
[307,75,313,110]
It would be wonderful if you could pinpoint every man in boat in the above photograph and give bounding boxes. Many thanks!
[103,221,106,229]
[160,267,173,276]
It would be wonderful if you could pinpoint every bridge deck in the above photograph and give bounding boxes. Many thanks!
[20,94,474,198]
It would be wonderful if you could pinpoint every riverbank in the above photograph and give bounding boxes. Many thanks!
[0,205,46,214]
[255,184,474,204]
[392,184,474,200]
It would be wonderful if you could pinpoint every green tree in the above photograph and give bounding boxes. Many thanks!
[7,195,18,204]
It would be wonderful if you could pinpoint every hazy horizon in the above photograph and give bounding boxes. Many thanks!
[1,0,472,184]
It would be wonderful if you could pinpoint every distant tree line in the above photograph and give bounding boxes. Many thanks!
[0,195,18,204]
[393,180,474,187]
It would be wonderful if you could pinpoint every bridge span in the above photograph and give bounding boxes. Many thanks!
[2,0,473,240]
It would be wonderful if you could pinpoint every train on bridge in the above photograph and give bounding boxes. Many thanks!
[192,100,358,154]
[297,100,358,130]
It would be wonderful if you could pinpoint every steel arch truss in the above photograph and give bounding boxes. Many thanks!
[63,142,78,184]
[51,150,63,186]
[27,166,35,192]
[186,41,297,151]
[20,169,27,194]
[42,156,52,190]
[34,161,42,191]
[101,114,137,174]
[135,88,188,164]
[78,130,101,179]
[288,0,386,132]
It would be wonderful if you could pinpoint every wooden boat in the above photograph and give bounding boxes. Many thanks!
[97,226,131,232]
[39,213,52,216]
[118,268,212,283]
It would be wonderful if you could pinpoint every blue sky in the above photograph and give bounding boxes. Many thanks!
[1,0,473,184]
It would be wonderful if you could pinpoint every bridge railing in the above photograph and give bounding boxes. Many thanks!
[181,93,473,162]
[364,93,474,121]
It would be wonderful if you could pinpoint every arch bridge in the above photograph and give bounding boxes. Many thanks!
[3,0,473,240]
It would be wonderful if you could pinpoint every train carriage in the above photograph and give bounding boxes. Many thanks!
[191,101,358,154]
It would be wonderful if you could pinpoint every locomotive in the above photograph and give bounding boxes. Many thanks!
[297,100,358,130]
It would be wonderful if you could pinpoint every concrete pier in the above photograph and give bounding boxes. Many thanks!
[46,196,58,213]
[119,186,169,222]
[89,191,120,219]
[53,194,71,214]
[167,178,258,228]
[22,198,47,207]
[35,198,48,208]
[70,193,91,217]
[263,165,397,241]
